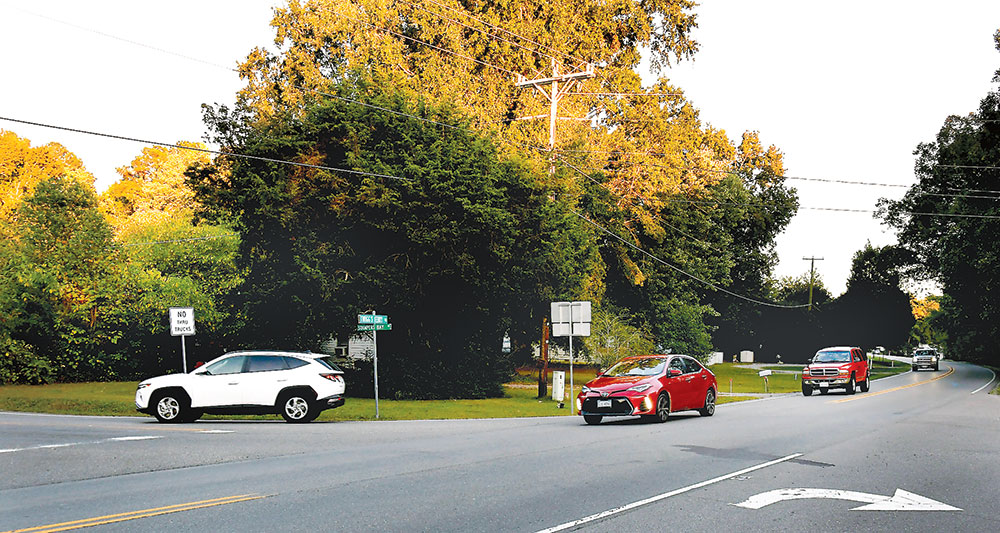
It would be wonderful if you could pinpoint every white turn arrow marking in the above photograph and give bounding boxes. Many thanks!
[733,488,962,511]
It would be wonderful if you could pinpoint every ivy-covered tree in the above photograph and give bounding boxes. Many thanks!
[190,83,597,398]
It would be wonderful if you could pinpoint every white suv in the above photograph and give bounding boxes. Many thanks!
[136,351,346,423]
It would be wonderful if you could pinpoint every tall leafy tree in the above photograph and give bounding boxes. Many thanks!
[880,29,1000,364]
[191,83,597,398]
[1,176,121,381]
[825,244,914,352]
[0,130,95,226]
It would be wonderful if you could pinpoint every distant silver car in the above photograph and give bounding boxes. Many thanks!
[136,351,346,423]
[911,348,940,372]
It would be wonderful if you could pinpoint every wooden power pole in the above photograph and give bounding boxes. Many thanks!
[538,317,549,398]
[802,256,824,310]
[515,59,594,174]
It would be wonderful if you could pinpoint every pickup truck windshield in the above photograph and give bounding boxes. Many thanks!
[814,351,851,363]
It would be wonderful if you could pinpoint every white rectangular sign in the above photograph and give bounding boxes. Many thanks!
[169,307,196,337]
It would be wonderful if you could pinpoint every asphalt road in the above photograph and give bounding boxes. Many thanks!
[2,361,998,532]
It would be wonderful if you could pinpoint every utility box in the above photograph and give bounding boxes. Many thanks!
[552,371,565,402]
[708,352,724,366]
[739,350,755,363]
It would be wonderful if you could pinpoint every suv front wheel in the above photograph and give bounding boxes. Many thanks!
[152,391,190,423]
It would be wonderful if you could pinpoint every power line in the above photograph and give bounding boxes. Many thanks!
[14,8,1000,216]
[571,208,810,309]
[0,116,415,182]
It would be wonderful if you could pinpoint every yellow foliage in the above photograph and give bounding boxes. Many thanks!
[910,297,941,321]
[100,141,213,236]
[0,130,95,222]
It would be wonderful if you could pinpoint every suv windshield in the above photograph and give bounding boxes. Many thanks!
[814,351,851,363]
[605,358,666,377]
[914,349,937,356]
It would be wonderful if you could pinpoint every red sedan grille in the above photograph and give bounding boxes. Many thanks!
[582,397,633,415]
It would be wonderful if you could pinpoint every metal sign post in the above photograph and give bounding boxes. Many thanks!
[550,301,591,415]
[169,307,195,373]
[359,313,390,419]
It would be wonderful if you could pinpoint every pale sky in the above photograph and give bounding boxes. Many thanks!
[2,1,999,296]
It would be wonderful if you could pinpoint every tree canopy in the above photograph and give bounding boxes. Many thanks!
[879,29,1000,364]
[191,84,598,397]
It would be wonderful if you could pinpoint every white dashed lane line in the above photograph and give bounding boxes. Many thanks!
[0,435,161,454]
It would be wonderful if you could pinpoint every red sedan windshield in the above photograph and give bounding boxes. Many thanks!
[604,358,666,377]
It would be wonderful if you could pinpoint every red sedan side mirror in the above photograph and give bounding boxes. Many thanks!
[668,368,682,377]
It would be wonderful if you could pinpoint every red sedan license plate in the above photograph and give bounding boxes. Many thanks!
[597,400,612,408]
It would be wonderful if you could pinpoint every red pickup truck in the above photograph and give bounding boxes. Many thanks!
[801,346,870,396]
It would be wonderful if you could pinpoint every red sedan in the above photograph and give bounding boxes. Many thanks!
[576,354,717,425]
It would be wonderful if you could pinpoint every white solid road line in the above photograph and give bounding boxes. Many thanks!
[970,367,997,395]
[0,435,161,453]
[535,453,803,533]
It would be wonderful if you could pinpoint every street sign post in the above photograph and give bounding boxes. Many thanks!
[358,314,389,325]
[358,312,391,418]
[550,301,591,415]
[357,324,392,331]
[169,307,195,373]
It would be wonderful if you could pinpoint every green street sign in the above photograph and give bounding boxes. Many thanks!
[357,323,392,331]
[358,314,389,325]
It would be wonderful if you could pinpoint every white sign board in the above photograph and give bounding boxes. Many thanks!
[169,307,195,337]
[758,370,773,377]
[550,301,591,337]
[552,371,565,402]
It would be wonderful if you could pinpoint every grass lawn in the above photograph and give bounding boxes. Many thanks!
[0,380,748,421]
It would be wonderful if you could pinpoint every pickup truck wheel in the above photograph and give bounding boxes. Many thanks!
[583,415,602,425]
[802,383,813,396]
[859,377,870,393]
[819,387,828,395]
[845,376,856,395]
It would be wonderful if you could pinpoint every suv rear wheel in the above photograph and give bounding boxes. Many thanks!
[802,383,813,396]
[844,375,856,395]
[279,390,317,423]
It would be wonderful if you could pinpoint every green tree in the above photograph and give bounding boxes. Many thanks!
[581,308,655,369]
[191,83,597,398]
[826,244,914,352]
[879,29,1000,363]
[1,175,121,381]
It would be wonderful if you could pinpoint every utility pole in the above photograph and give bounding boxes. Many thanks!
[802,256,825,310]
[514,59,594,174]
[538,317,549,398]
